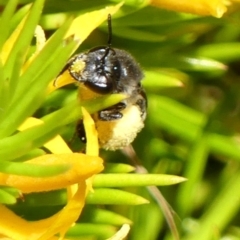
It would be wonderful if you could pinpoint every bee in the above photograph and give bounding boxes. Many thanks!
[64,14,147,150]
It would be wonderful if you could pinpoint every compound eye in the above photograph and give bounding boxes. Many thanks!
[85,73,113,94]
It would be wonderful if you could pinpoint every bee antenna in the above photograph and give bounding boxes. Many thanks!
[107,14,112,47]
[100,14,114,62]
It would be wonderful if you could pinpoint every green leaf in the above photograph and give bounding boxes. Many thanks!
[66,223,116,239]
[183,168,240,240]
[9,4,31,34]
[143,70,185,89]
[0,185,20,197]
[0,188,17,204]
[207,133,240,161]
[103,163,135,173]
[0,161,69,177]
[161,56,227,72]
[82,207,132,225]
[4,0,45,81]
[0,0,18,49]
[0,61,9,121]
[130,201,163,240]
[86,188,149,205]
[0,40,77,139]
[11,17,73,102]
[0,94,124,161]
[93,174,186,187]
[177,135,209,217]
[196,42,240,62]
[18,190,66,206]
[0,186,20,204]
[149,95,206,141]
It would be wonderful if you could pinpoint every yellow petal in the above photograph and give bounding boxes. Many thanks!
[0,204,36,239]
[48,70,77,94]
[81,107,100,193]
[18,117,42,130]
[43,134,72,154]
[82,107,99,157]
[151,0,228,18]
[0,112,102,239]
[0,182,87,240]
[33,183,87,240]
[0,111,101,239]
[0,153,103,193]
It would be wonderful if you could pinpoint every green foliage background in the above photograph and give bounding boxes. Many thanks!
[1,0,240,240]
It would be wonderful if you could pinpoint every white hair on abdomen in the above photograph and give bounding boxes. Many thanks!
[95,105,144,151]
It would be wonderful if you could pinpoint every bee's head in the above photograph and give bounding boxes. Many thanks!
[69,46,143,95]
[68,14,143,95]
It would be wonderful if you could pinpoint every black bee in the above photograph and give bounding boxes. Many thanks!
[64,14,147,150]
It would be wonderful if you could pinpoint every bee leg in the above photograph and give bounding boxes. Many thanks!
[99,102,126,121]
[76,102,127,142]
[99,110,123,121]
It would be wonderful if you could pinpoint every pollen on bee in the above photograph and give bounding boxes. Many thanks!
[70,59,86,74]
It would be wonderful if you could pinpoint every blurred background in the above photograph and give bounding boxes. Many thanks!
[4,0,240,239]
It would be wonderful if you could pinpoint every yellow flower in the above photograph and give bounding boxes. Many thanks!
[0,3,123,239]
[0,108,103,240]
[151,0,230,18]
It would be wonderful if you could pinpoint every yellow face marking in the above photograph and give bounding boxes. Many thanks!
[78,83,103,102]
